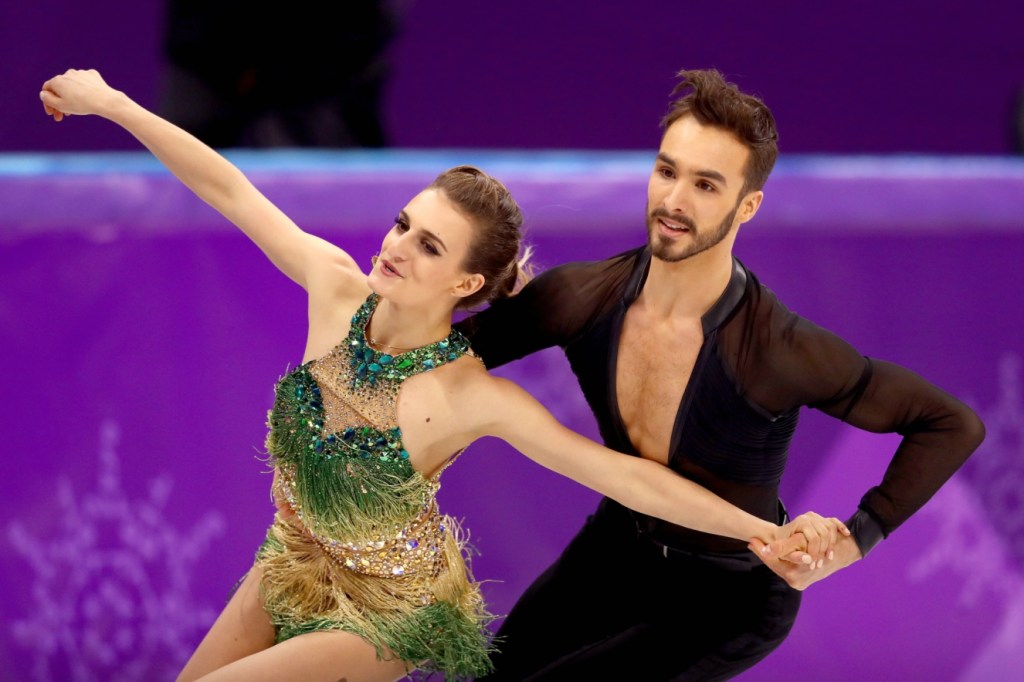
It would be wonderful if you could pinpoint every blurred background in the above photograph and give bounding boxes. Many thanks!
[2,1,1023,680]
[5,0,1024,153]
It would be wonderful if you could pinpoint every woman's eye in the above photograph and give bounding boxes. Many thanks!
[394,218,408,231]
[423,242,439,255]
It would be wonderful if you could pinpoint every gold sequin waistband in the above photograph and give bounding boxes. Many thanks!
[273,466,448,581]
[310,505,448,580]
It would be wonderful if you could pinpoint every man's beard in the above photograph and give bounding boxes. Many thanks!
[647,204,738,263]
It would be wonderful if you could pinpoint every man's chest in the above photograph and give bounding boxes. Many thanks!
[614,310,705,462]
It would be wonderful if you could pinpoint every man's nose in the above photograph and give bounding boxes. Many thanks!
[663,181,693,215]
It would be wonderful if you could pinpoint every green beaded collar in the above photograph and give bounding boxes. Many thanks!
[346,294,471,388]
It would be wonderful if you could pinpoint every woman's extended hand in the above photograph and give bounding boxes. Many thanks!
[40,68,120,121]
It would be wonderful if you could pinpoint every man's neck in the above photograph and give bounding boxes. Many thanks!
[638,248,735,321]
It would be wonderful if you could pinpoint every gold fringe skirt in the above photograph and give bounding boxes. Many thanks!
[254,514,495,679]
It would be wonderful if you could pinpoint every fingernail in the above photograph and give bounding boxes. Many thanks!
[828,550,834,561]
[817,559,824,569]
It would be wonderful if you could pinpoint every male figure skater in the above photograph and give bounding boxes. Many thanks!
[458,69,985,680]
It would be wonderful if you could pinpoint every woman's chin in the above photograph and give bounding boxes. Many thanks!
[366,271,389,295]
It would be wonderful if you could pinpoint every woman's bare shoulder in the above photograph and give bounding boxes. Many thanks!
[440,357,531,427]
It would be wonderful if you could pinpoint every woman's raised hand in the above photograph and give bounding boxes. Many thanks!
[40,68,119,121]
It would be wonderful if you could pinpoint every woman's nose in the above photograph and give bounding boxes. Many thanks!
[389,234,412,261]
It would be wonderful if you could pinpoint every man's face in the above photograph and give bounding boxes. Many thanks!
[646,116,756,263]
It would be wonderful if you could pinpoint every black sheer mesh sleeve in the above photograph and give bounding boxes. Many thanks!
[456,249,641,369]
[828,359,985,554]
[727,285,985,555]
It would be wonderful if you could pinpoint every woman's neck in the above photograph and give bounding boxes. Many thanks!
[366,297,454,352]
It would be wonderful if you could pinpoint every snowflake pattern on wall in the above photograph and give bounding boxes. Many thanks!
[6,419,227,682]
[962,353,1024,567]
[905,354,1024,679]
[908,354,1024,592]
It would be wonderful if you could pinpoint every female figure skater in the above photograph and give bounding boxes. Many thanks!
[40,69,846,681]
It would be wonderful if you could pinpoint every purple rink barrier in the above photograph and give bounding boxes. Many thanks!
[1,151,1022,681]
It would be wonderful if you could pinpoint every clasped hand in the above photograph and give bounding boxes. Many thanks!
[751,512,857,590]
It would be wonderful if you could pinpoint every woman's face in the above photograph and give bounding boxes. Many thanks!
[367,188,484,310]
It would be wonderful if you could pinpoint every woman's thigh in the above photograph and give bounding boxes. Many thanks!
[177,566,277,681]
[195,629,410,682]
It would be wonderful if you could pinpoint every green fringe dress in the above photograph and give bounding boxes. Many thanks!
[257,294,494,679]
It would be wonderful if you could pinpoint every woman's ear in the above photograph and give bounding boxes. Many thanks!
[451,272,485,300]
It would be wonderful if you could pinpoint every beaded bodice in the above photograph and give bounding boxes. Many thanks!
[266,294,472,580]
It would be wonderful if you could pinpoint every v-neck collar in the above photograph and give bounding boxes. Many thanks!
[623,247,749,337]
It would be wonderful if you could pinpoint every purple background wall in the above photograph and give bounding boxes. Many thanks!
[2,151,1023,680]
[4,1,1024,153]
[3,1,1024,680]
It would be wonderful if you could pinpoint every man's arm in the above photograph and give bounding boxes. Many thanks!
[456,259,602,368]
[751,303,984,565]
[820,358,985,556]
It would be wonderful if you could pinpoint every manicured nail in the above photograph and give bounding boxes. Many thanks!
[828,550,834,561]
[817,559,824,569]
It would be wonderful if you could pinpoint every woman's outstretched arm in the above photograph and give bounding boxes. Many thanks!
[458,372,848,563]
[40,69,361,291]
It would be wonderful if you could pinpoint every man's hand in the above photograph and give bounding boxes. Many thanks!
[749,532,862,590]
[775,511,850,567]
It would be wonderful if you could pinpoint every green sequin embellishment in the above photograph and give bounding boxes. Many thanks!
[347,295,471,390]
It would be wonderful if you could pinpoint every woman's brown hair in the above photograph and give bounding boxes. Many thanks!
[428,165,532,310]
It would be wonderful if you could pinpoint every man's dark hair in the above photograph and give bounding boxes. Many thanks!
[662,69,779,194]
